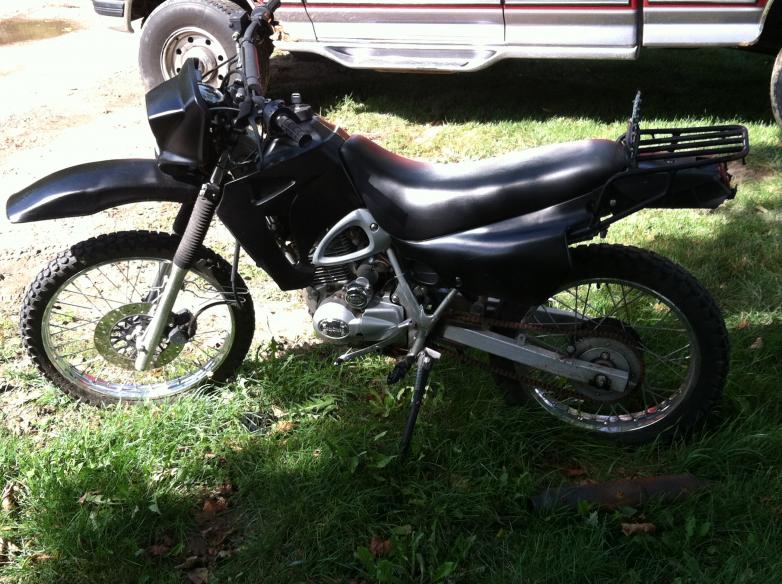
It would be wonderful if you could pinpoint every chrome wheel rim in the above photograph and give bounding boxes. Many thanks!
[160,26,231,86]
[41,258,236,400]
[519,278,700,434]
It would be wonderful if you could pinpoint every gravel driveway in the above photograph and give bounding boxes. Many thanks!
[0,3,150,299]
[0,2,309,340]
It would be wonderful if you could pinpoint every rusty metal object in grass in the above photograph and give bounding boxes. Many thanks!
[530,473,709,511]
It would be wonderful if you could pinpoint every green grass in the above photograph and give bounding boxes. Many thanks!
[2,48,782,583]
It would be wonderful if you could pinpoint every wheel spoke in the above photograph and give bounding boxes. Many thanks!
[521,275,699,434]
[41,253,238,400]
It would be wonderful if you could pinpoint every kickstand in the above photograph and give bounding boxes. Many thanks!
[400,348,440,457]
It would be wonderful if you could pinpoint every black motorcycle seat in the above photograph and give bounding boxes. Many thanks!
[341,135,628,240]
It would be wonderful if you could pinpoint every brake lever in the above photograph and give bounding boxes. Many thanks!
[251,0,281,31]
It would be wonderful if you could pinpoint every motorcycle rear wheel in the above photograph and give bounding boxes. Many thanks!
[21,231,255,405]
[495,244,728,444]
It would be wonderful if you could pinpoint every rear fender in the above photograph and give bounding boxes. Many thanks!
[6,159,199,224]
[610,163,735,211]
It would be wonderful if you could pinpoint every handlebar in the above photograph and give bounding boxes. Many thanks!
[275,113,313,147]
[240,0,280,96]
[241,19,264,95]
[237,1,315,148]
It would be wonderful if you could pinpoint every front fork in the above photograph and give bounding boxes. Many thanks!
[134,156,228,371]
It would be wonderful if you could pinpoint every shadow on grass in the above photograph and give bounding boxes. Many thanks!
[606,145,782,314]
[271,48,776,125]
[10,49,782,581]
[14,334,782,584]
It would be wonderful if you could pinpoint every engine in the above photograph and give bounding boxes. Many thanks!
[306,232,406,345]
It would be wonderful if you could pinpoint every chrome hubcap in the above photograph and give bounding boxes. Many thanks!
[160,27,229,86]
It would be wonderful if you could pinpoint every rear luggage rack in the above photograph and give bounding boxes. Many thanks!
[633,125,748,168]
[571,91,750,241]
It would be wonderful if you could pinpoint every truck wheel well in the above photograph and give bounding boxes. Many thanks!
[130,0,252,22]
[756,0,782,53]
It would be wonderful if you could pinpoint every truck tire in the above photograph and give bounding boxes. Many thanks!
[138,0,271,92]
[770,48,782,128]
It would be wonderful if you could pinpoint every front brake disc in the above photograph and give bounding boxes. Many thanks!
[93,302,184,370]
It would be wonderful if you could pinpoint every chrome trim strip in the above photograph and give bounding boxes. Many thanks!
[505,0,629,4]
[647,0,757,3]
[308,17,503,44]
[505,10,636,45]
[644,7,764,45]
[276,8,312,22]
[645,6,764,23]
[307,0,499,4]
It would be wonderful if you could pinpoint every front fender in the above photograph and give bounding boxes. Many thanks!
[6,159,199,224]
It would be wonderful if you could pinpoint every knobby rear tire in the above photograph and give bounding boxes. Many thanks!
[496,244,729,444]
[21,231,255,405]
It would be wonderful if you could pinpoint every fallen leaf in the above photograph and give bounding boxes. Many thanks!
[369,537,392,557]
[2,484,17,512]
[737,319,750,330]
[187,567,210,584]
[201,497,227,518]
[272,420,295,434]
[78,491,100,506]
[215,483,234,496]
[204,525,234,547]
[449,474,470,490]
[175,556,203,570]
[30,553,54,562]
[9,389,43,407]
[621,522,656,536]
[750,337,764,350]
[148,543,170,557]
[565,468,587,478]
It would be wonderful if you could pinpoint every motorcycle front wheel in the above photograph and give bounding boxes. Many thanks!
[495,244,729,444]
[21,231,255,405]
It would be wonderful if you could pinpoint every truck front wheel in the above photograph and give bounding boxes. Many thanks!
[138,0,271,91]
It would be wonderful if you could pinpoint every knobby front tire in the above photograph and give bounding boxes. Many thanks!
[21,231,255,405]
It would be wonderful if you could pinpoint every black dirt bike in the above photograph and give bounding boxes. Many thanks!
[6,1,749,447]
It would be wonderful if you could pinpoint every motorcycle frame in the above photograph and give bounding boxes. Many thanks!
[137,150,632,391]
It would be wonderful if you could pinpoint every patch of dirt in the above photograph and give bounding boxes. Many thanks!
[728,159,775,184]
[0,3,312,344]
[0,17,80,46]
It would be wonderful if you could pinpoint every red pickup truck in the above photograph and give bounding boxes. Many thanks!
[92,0,782,124]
